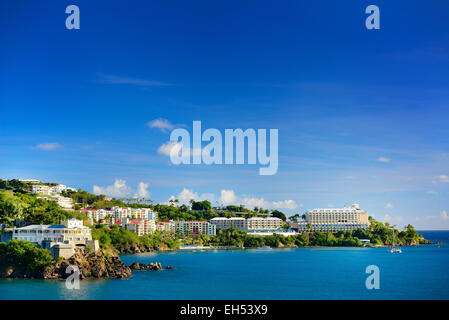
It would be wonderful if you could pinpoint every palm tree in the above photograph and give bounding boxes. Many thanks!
[305,223,312,242]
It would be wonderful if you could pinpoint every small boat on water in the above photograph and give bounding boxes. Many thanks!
[257,246,272,250]
[389,227,402,253]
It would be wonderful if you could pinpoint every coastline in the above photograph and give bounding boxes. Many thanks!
[121,240,440,255]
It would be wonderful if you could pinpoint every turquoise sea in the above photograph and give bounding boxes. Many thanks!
[1,231,449,300]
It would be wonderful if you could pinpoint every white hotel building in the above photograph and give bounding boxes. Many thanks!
[11,218,92,245]
[11,218,97,258]
[294,204,370,232]
[210,217,283,231]
[81,207,158,224]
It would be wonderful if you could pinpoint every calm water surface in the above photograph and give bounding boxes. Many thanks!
[1,230,448,300]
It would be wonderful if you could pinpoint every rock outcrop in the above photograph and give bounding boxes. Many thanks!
[42,248,132,280]
[0,248,132,280]
[119,243,177,254]
[128,262,163,271]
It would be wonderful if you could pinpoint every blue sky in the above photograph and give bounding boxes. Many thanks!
[1,0,449,229]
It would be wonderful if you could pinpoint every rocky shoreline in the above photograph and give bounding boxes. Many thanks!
[118,240,436,255]
[0,248,172,280]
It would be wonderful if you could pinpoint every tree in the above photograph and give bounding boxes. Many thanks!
[0,240,54,276]
[289,214,300,222]
[271,210,287,221]
[191,200,212,211]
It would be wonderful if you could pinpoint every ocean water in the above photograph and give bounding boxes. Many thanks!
[1,230,449,300]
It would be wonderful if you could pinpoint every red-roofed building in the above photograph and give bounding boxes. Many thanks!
[117,218,156,236]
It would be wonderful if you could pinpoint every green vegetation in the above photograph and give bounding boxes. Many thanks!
[203,228,363,248]
[271,210,287,221]
[0,240,54,276]
[0,188,88,226]
[353,217,430,245]
[190,200,212,211]
[0,178,430,253]
[0,180,286,223]
[90,225,181,253]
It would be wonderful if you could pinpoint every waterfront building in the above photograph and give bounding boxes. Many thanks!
[12,218,91,244]
[245,217,283,230]
[156,220,216,236]
[176,221,216,237]
[291,204,370,232]
[210,217,283,231]
[209,217,246,230]
[10,218,97,258]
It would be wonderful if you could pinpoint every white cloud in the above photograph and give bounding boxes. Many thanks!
[147,118,176,133]
[32,143,63,151]
[220,190,237,205]
[157,141,202,158]
[426,191,438,195]
[377,157,390,163]
[135,182,150,198]
[383,214,391,222]
[441,210,448,220]
[436,175,449,183]
[272,199,299,210]
[93,179,132,198]
[240,197,300,210]
[168,188,299,211]
[385,203,394,209]
[241,197,272,209]
[157,141,182,156]
[167,188,217,206]
[172,188,200,204]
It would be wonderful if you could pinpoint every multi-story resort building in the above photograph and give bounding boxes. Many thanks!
[118,218,156,236]
[38,195,74,210]
[245,217,283,230]
[31,183,76,195]
[157,221,177,233]
[81,208,115,223]
[113,207,157,221]
[210,217,283,231]
[31,183,76,210]
[177,221,216,237]
[209,217,246,230]
[155,220,216,237]
[10,218,98,258]
[31,184,53,195]
[81,207,157,224]
[292,204,370,232]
